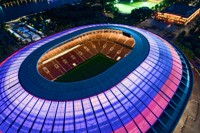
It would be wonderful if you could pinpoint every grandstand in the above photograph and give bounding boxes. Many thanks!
[55,53,117,82]
[38,29,135,81]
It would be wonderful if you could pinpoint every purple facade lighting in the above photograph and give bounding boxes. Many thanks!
[0,24,192,133]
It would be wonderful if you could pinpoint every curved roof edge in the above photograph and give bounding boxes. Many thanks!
[18,24,150,101]
[148,41,194,133]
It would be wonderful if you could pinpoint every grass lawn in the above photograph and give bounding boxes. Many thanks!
[114,0,162,14]
[55,53,117,82]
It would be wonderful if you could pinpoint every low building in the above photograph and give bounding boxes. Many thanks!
[156,4,200,25]
[8,28,31,44]
[26,24,45,37]
[8,29,24,41]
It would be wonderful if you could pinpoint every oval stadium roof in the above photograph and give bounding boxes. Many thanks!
[0,24,193,133]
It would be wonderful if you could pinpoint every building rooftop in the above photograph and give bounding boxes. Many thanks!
[161,4,199,18]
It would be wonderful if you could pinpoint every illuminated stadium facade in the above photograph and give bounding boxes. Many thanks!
[0,24,193,132]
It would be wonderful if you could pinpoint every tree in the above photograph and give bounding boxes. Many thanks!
[195,48,200,58]
[130,7,154,23]
[100,0,116,8]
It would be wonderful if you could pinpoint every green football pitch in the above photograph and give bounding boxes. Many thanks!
[114,0,163,14]
[55,53,117,82]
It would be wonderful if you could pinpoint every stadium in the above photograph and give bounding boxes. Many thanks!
[0,24,193,132]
